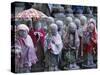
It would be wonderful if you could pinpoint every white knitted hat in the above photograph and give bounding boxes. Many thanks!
[17,24,29,32]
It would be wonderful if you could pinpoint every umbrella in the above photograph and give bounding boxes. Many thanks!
[15,8,47,21]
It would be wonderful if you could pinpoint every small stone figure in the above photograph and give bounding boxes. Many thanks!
[29,20,46,71]
[63,22,80,70]
[46,17,55,25]
[74,18,83,62]
[82,18,97,68]
[65,16,73,26]
[55,20,64,37]
[64,17,73,33]
[15,24,38,73]
[45,16,55,35]
[44,23,63,71]
[80,15,88,32]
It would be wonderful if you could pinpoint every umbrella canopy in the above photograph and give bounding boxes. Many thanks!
[15,8,47,21]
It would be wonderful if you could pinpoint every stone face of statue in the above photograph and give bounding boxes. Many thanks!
[74,18,81,29]
[47,17,55,25]
[65,17,73,26]
[50,24,58,36]
[68,22,77,34]
[80,15,87,26]
[56,20,63,30]
[87,22,95,33]
[18,30,28,38]
[35,21,42,30]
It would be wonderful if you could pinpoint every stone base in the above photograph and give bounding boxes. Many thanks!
[82,63,96,69]
[63,64,80,70]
